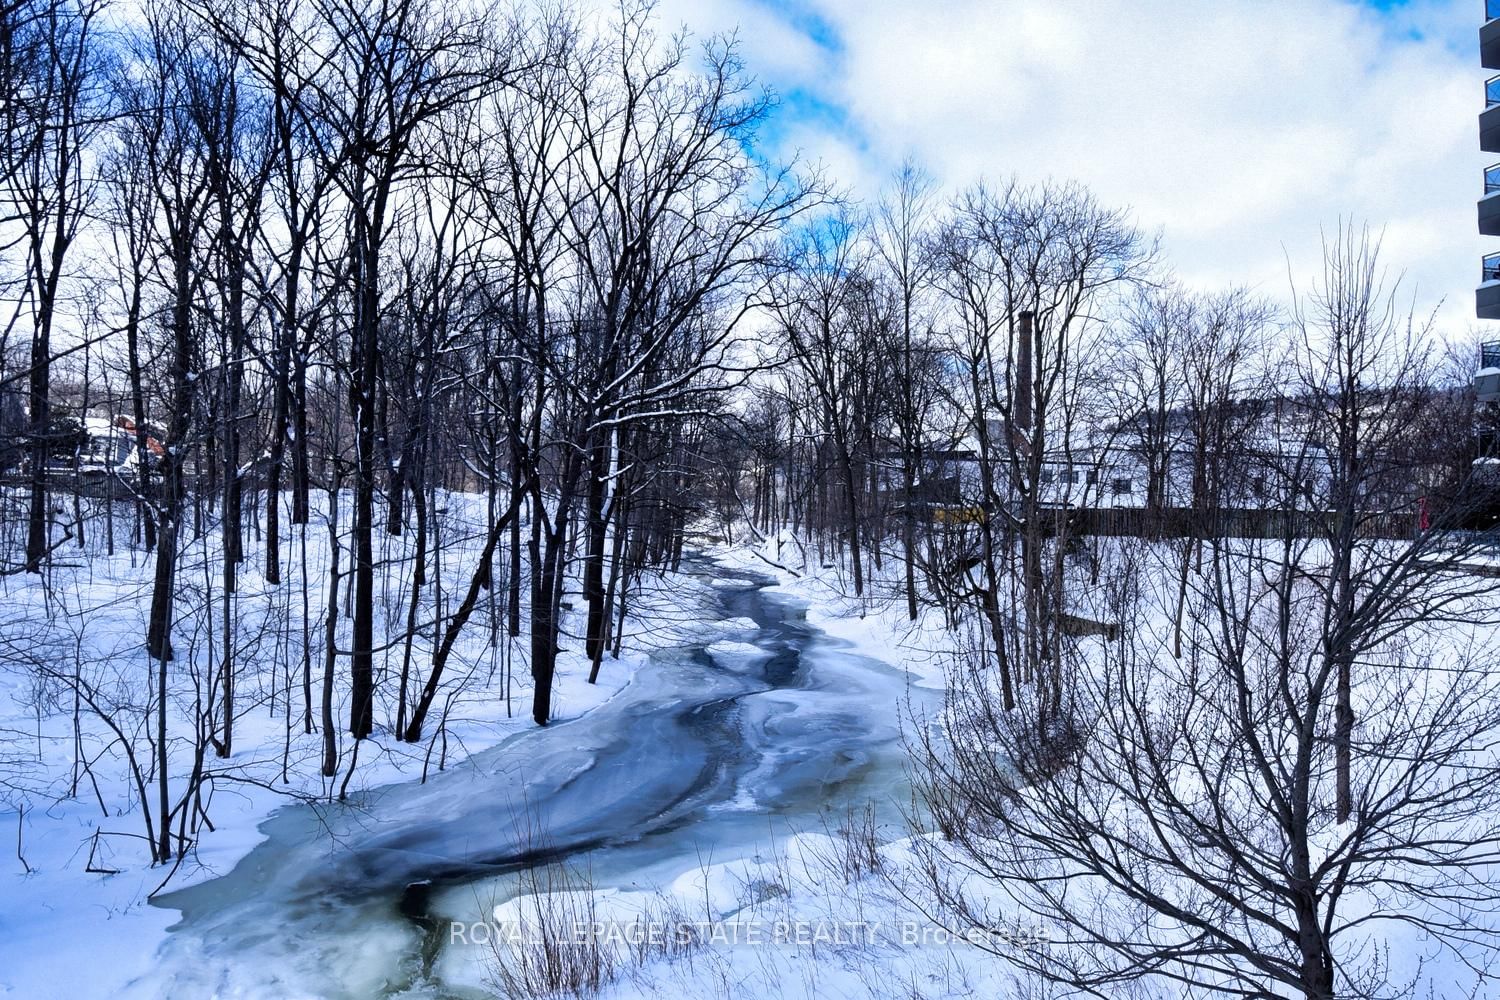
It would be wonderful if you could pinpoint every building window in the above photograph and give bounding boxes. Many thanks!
[1110,477,1132,496]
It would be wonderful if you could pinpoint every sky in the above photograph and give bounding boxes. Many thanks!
[655,0,1488,339]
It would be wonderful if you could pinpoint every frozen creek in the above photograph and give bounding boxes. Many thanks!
[132,555,933,998]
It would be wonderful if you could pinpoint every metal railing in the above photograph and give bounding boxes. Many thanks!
[1483,342,1500,369]
[1487,164,1500,195]
[1485,253,1500,283]
[1487,74,1500,108]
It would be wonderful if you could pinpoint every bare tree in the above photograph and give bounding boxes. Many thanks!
[304,0,502,739]
[5,0,106,573]
[931,179,1151,728]
[132,3,219,860]
[1289,224,1445,825]
[770,208,881,598]
[872,157,939,620]
[1109,284,1191,513]
[1166,287,1277,657]
[914,232,1500,1000]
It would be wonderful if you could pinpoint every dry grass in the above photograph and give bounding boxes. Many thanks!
[483,859,618,1000]
[480,854,715,999]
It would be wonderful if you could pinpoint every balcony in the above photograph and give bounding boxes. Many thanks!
[1482,165,1500,235]
[1483,76,1500,151]
[1479,341,1500,402]
[1486,0,1500,68]
[1479,253,1500,320]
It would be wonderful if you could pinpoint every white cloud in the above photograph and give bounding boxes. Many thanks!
[665,0,1491,335]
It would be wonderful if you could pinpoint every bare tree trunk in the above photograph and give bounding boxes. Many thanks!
[321,489,341,777]
[403,493,521,741]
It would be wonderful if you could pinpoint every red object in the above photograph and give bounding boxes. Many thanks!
[114,414,165,457]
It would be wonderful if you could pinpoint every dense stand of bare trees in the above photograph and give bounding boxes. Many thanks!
[0,0,819,862]
[725,164,1500,994]
[900,231,1500,999]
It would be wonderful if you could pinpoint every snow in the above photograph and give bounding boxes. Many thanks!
[704,640,771,673]
[0,503,955,999]
[432,825,1043,1000]
[0,491,686,1000]
[0,653,645,999]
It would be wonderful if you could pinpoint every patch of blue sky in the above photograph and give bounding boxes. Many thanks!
[1360,0,1473,51]
[748,0,842,56]
[737,0,870,161]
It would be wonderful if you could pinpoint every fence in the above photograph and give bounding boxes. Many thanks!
[1042,506,1417,541]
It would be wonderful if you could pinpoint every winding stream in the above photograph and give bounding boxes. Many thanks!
[132,555,934,999]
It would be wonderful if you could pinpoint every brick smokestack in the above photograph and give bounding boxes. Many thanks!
[1015,309,1034,434]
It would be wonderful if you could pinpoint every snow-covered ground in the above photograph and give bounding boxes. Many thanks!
[8,514,1489,1000]
[551,531,1499,1000]
[0,504,1087,1000]
[0,493,717,999]
[0,504,976,1000]
[395,531,1065,1000]
[434,594,1013,1000]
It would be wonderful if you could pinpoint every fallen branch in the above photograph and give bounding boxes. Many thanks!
[749,547,801,578]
